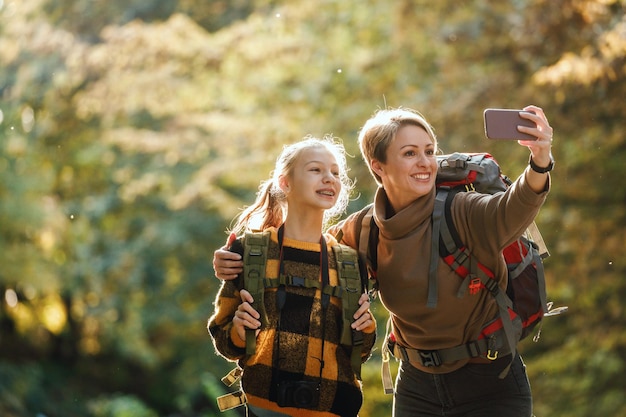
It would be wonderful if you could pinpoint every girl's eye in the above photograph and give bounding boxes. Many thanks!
[404,150,416,157]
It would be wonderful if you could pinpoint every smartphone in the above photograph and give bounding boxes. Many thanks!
[483,108,537,141]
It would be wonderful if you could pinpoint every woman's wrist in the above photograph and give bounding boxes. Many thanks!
[529,155,554,173]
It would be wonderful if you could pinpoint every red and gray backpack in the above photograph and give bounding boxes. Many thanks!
[341,152,566,390]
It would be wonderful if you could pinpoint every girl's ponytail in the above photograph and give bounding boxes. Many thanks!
[230,178,286,236]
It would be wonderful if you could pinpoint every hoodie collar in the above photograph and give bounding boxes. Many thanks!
[373,186,436,240]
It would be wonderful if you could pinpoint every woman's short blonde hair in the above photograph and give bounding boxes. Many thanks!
[358,108,438,186]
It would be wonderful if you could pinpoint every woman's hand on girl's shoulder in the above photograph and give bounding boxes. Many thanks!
[214,232,244,280]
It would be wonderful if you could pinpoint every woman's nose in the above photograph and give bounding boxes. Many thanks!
[415,152,428,165]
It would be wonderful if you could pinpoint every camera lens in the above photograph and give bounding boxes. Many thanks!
[293,385,316,407]
[276,381,319,409]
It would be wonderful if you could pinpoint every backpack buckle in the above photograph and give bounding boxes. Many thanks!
[419,350,442,367]
[486,335,499,360]
[216,390,247,411]
[291,276,305,287]
[468,277,482,295]
[221,367,243,387]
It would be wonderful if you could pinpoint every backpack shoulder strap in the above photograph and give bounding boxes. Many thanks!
[435,187,484,297]
[427,187,454,308]
[355,204,379,282]
[438,187,463,253]
[332,243,367,380]
[242,231,271,355]
[350,204,373,267]
[335,203,378,283]
[434,189,521,377]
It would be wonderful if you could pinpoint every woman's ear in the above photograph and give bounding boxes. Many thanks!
[371,159,384,177]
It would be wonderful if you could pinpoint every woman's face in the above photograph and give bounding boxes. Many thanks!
[372,124,437,213]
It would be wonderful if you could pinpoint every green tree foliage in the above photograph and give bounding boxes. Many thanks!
[0,0,624,416]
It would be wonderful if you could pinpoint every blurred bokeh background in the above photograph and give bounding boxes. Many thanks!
[1,0,624,416]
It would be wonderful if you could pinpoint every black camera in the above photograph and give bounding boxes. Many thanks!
[276,380,320,409]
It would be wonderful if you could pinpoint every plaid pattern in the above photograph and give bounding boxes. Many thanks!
[209,227,376,417]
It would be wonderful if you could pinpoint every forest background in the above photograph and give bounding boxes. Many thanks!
[1,0,624,416]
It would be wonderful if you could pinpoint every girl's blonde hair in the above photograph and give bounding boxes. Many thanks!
[231,135,353,235]
[358,108,438,186]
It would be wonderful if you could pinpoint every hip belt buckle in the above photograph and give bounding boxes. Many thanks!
[419,350,442,367]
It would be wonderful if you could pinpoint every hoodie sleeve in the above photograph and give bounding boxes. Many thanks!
[451,170,549,263]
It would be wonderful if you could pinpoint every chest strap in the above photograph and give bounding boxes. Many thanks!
[261,275,346,296]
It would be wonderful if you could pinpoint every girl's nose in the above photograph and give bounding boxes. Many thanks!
[323,171,336,183]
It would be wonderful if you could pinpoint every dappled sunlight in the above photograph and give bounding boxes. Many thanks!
[80,316,102,355]
[4,290,67,336]
[534,21,626,86]
[39,293,67,335]
[5,288,18,308]
[5,300,38,334]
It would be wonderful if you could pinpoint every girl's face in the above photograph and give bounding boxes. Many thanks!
[371,124,437,213]
[282,147,341,214]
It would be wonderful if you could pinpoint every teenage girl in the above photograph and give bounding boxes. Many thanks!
[208,136,376,417]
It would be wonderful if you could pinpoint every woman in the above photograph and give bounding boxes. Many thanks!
[208,136,376,417]
[215,106,553,417]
